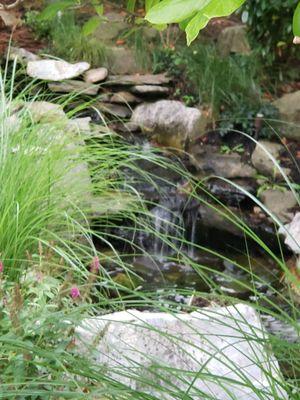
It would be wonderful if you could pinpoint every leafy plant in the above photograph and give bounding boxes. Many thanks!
[220,144,245,154]
[242,0,300,65]
[219,102,279,138]
[153,43,261,117]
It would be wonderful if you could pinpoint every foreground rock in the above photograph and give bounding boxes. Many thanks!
[26,101,67,124]
[132,100,207,149]
[27,60,90,81]
[76,304,286,399]
[251,140,291,179]
[272,91,300,140]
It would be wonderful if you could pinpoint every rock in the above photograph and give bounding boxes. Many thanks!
[8,47,40,63]
[67,117,92,135]
[26,101,67,124]
[107,73,171,86]
[109,91,141,104]
[260,189,297,223]
[48,80,99,95]
[27,60,90,81]
[76,304,287,399]
[217,25,251,57]
[95,102,132,119]
[131,85,170,96]
[206,178,257,207]
[251,140,291,179]
[108,47,143,75]
[192,145,256,178]
[84,67,108,83]
[272,91,300,140]
[131,100,207,150]
[279,212,300,254]
[92,12,128,43]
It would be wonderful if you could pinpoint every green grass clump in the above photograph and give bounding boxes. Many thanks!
[153,43,262,116]
[26,11,108,67]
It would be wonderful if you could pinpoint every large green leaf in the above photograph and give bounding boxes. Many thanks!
[146,0,246,44]
[145,0,210,24]
[186,12,209,45]
[201,0,246,18]
[293,1,300,36]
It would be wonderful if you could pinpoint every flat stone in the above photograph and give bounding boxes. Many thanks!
[217,25,251,57]
[109,91,141,104]
[192,145,256,178]
[272,91,300,140]
[131,85,169,96]
[131,100,207,150]
[76,304,287,399]
[260,189,297,223]
[107,73,171,86]
[84,67,108,83]
[95,102,132,119]
[251,140,291,180]
[8,47,40,63]
[27,60,90,81]
[48,80,99,95]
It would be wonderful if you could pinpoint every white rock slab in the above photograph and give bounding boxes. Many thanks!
[76,304,287,400]
[279,212,300,254]
[27,60,90,81]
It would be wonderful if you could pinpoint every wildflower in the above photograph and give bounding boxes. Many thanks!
[0,261,3,273]
[70,286,80,299]
[90,255,100,273]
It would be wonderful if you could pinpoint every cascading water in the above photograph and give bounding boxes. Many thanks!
[138,195,200,261]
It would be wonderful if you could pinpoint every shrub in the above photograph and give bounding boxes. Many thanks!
[242,0,299,65]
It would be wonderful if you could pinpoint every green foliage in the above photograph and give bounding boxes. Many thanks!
[219,102,280,138]
[242,0,299,64]
[37,0,247,44]
[153,44,261,115]
[28,11,108,66]
[293,2,300,36]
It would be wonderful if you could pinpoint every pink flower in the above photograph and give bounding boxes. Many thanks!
[70,286,80,299]
[90,256,100,273]
[0,261,3,273]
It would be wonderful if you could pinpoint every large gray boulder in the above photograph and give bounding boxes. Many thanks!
[131,100,207,149]
[76,304,287,400]
[27,60,90,81]
[272,91,300,140]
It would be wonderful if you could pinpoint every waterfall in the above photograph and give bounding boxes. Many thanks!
[137,196,199,260]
